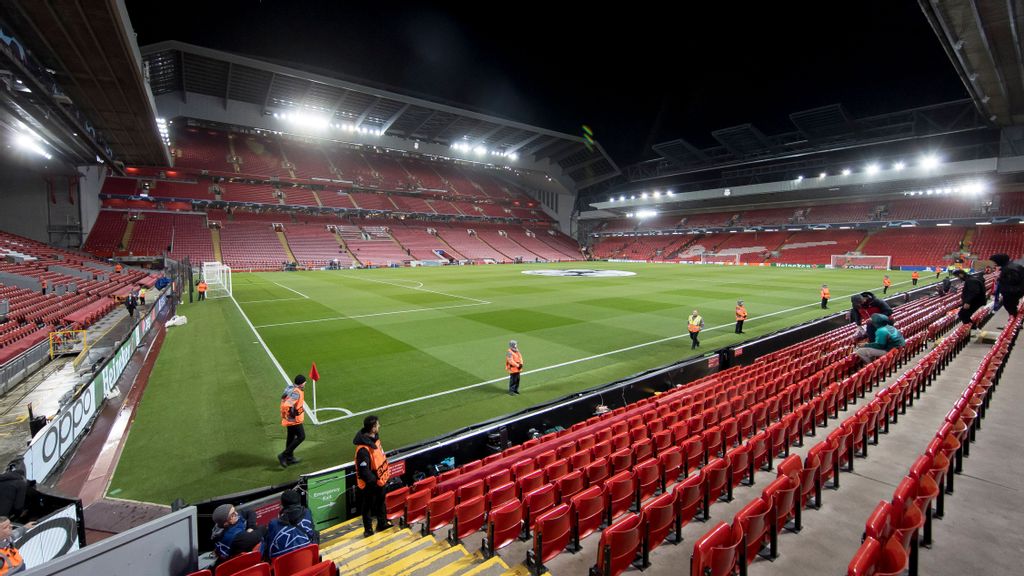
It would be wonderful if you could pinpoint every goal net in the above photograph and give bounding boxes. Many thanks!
[700,252,741,265]
[201,261,233,299]
[830,255,891,270]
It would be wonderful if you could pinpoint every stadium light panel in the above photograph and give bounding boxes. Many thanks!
[900,224,916,227]
[936,223,952,227]
[819,172,827,179]
[630,195,636,200]
[976,221,992,225]
[723,188,731,196]
[619,195,626,201]
[667,190,674,195]
[795,175,804,182]
[636,209,658,219]
[509,153,518,161]
[641,192,648,199]
[653,191,661,197]
[841,168,851,176]
[893,161,906,171]
[839,226,851,230]
[920,154,940,169]
[865,163,880,175]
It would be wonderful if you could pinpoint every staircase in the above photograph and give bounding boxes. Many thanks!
[333,231,361,265]
[277,230,298,263]
[311,190,324,207]
[961,227,976,252]
[211,228,223,262]
[317,517,511,576]
[120,219,136,251]
[226,135,242,173]
[853,229,876,253]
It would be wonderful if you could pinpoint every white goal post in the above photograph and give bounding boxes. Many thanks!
[830,254,891,270]
[700,252,741,265]
[201,261,233,299]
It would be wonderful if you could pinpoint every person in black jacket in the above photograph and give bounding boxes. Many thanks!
[262,490,319,560]
[990,254,1023,316]
[353,416,391,537]
[953,269,987,325]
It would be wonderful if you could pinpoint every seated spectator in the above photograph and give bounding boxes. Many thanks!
[855,314,905,364]
[211,504,265,563]
[850,291,893,341]
[263,489,319,560]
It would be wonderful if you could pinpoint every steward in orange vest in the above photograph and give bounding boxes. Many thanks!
[277,375,306,468]
[734,300,747,334]
[506,340,523,395]
[687,311,704,350]
[0,517,25,575]
[883,276,892,294]
[197,280,208,301]
[354,415,391,536]
[820,285,830,309]
[911,271,920,286]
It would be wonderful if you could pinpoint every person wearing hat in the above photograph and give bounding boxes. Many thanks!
[210,504,264,563]
[506,340,523,395]
[734,300,747,334]
[278,375,307,468]
[262,489,319,560]
[990,253,1023,316]
[354,416,391,537]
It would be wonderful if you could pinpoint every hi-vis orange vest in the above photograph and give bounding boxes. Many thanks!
[735,306,747,321]
[506,349,523,374]
[355,439,390,489]
[688,315,703,333]
[912,271,920,279]
[821,288,830,299]
[883,278,892,287]
[280,385,305,426]
[0,544,25,575]
[197,281,208,293]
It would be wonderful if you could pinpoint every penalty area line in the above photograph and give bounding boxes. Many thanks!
[313,278,928,424]
[272,281,310,299]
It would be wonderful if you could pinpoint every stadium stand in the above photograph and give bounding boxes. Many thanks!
[284,224,354,268]
[82,211,128,257]
[172,127,233,172]
[231,133,289,178]
[436,224,510,261]
[218,220,289,270]
[966,224,1024,260]
[388,224,464,261]
[860,227,965,267]
[773,230,867,265]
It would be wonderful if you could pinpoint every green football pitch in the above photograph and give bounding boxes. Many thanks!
[108,263,937,504]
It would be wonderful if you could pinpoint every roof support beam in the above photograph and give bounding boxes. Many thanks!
[354,97,380,128]
[224,62,233,109]
[967,0,1011,108]
[469,124,504,148]
[407,110,437,137]
[262,73,277,110]
[379,103,409,135]
[567,155,606,172]
[328,90,351,120]
[1006,0,1024,97]
[505,132,543,154]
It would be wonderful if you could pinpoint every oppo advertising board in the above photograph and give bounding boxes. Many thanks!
[23,298,165,482]
[15,503,81,566]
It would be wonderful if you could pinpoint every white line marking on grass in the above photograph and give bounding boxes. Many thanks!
[314,278,929,424]
[229,294,352,421]
[272,281,310,299]
[339,273,490,304]
[254,302,489,328]
[237,297,307,304]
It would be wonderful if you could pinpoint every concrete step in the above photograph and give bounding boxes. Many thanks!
[401,545,473,576]
[338,534,437,576]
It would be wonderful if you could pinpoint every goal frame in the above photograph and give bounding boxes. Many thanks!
[700,252,741,265]
[830,254,891,270]
[201,261,233,299]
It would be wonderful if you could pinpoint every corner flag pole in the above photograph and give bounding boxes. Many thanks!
[309,362,320,415]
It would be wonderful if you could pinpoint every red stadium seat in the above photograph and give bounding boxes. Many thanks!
[230,564,270,576]
[672,471,704,541]
[544,458,570,483]
[733,497,771,565]
[528,504,571,574]
[384,486,409,524]
[635,458,661,506]
[556,470,585,503]
[847,536,908,576]
[703,457,731,518]
[456,479,484,503]
[639,491,675,568]
[726,443,752,488]
[524,484,558,537]
[483,500,523,558]
[585,457,611,487]
[485,469,512,491]
[517,469,546,498]
[449,495,485,544]
[289,561,335,576]
[570,485,605,551]
[215,551,261,576]
[403,489,431,527]
[423,491,456,535]
[762,475,799,559]
[658,446,684,490]
[271,544,318,576]
[486,482,516,514]
[592,513,642,576]
[609,447,633,474]
[690,521,743,576]
[571,449,593,472]
[681,437,705,476]
[605,470,637,523]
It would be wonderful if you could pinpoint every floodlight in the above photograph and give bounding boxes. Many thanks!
[839,226,851,230]
[865,164,880,175]
[920,154,940,169]
[653,191,661,197]
[636,209,658,219]
[976,221,992,225]
[893,161,906,171]
[819,172,827,179]
[724,188,731,196]
[630,195,636,200]
[619,195,625,201]
[474,146,487,156]
[509,153,518,161]
[841,168,851,176]
[666,190,674,195]
[796,175,804,182]
[641,192,648,199]
[936,223,952,227]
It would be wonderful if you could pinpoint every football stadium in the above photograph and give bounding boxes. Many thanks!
[0,2,1021,575]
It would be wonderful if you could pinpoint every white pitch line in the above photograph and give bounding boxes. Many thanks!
[255,301,490,329]
[229,294,351,420]
[314,278,931,424]
[237,297,307,304]
[339,273,490,304]
[272,281,310,299]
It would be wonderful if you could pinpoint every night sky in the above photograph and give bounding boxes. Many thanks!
[128,1,967,166]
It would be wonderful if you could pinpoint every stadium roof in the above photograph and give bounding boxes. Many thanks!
[139,41,620,190]
[919,0,1024,126]
[0,0,170,168]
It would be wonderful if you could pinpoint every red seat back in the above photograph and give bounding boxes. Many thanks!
[453,495,486,542]
[404,488,432,525]
[673,472,704,528]
[570,485,605,542]
[610,447,633,474]
[733,498,770,564]
[762,476,798,532]
[487,500,523,554]
[525,483,558,528]
[533,504,572,566]
[384,486,409,522]
[690,521,742,576]
[704,457,729,503]
[727,444,751,487]
[517,469,546,498]
[658,446,683,487]
[230,564,270,576]
[485,469,512,491]
[594,513,642,576]
[216,551,261,576]
[486,482,516,513]
[556,470,585,503]
[426,491,456,533]
[585,457,611,487]
[456,479,484,503]
[289,561,335,576]
[544,458,570,483]
[640,491,675,554]
[271,544,319,576]
[605,470,637,521]
[635,458,661,503]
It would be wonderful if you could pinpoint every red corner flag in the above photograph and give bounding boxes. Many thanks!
[309,362,320,382]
